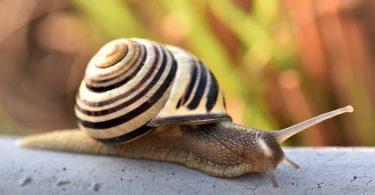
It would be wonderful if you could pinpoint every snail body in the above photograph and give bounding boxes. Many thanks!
[17,38,353,187]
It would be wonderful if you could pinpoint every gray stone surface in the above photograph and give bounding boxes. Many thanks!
[0,136,374,195]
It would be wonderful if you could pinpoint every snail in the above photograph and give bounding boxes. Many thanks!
[17,38,353,187]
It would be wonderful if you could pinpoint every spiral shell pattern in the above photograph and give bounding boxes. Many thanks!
[75,39,177,143]
[75,38,230,144]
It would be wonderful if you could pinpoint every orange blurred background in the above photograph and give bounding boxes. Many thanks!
[0,0,374,146]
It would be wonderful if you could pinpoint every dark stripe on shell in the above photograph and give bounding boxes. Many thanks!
[95,44,129,70]
[86,45,146,92]
[205,70,219,112]
[148,113,232,127]
[76,47,168,116]
[187,61,207,110]
[91,44,141,84]
[77,45,160,107]
[176,60,198,109]
[87,43,138,84]
[77,51,177,129]
[223,96,226,108]
[94,125,153,144]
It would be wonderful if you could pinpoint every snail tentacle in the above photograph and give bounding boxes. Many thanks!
[16,38,354,188]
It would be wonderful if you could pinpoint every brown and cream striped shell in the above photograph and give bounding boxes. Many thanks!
[75,38,231,144]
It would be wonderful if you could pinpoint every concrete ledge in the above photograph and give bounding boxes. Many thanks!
[0,136,374,194]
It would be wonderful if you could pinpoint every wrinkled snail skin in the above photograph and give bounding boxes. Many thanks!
[16,122,283,178]
[17,38,354,188]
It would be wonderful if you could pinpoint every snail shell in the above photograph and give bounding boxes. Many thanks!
[75,38,231,144]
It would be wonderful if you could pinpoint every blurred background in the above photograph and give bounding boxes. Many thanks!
[0,0,374,146]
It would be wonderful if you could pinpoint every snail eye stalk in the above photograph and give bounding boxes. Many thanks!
[271,105,353,143]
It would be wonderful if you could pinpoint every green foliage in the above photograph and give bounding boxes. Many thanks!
[72,0,286,130]
[73,0,147,38]
[71,0,370,146]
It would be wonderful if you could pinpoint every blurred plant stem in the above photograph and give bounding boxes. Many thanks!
[72,0,279,129]
[160,0,278,129]
[72,0,147,38]
[1,0,369,146]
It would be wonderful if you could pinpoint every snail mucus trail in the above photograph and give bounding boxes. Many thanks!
[17,38,354,187]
